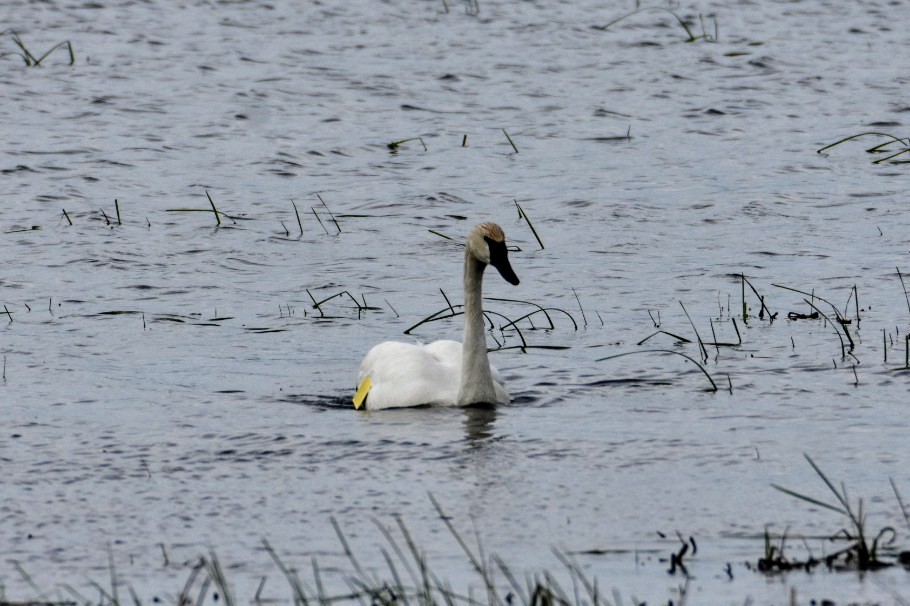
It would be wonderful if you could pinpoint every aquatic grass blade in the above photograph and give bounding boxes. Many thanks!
[769,483,847,516]
[502,129,519,153]
[262,539,311,606]
[514,200,543,249]
[593,7,705,42]
[817,132,909,155]
[206,190,222,226]
[331,517,372,587]
[596,349,717,391]
[204,551,236,606]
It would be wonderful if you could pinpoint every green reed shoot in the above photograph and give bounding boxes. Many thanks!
[429,229,456,241]
[741,274,747,322]
[311,207,330,235]
[206,190,221,226]
[114,199,122,226]
[842,284,860,325]
[291,199,304,236]
[571,288,586,327]
[440,288,455,314]
[502,129,519,153]
[3,29,75,66]
[817,132,910,164]
[708,317,742,351]
[803,298,848,357]
[316,194,341,234]
[514,200,544,249]
[306,289,322,318]
[741,274,776,322]
[678,301,708,361]
[61,208,73,225]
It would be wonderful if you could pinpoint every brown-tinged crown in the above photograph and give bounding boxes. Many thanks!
[476,222,506,243]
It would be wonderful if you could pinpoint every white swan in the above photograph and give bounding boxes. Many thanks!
[353,222,520,410]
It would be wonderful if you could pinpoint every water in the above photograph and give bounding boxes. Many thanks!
[3,0,910,603]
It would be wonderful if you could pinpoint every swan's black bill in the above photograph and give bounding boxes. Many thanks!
[486,237,520,285]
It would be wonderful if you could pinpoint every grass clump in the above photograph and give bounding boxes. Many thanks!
[764,454,908,573]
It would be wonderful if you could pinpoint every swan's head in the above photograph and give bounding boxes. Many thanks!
[467,222,520,285]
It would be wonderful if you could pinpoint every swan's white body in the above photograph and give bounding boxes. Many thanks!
[354,223,520,411]
[356,340,509,409]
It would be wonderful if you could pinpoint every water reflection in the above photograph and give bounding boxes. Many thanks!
[462,404,497,442]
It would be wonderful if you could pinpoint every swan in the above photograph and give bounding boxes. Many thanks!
[353,222,520,410]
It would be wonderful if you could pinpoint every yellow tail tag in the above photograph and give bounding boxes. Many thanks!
[353,377,372,410]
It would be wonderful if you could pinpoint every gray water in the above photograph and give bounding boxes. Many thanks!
[3,0,910,603]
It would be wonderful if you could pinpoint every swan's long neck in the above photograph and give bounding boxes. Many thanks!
[457,251,497,405]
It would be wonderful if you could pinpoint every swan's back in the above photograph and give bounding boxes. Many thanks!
[355,340,508,410]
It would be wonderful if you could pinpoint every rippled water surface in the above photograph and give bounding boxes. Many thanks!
[4,0,910,603]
